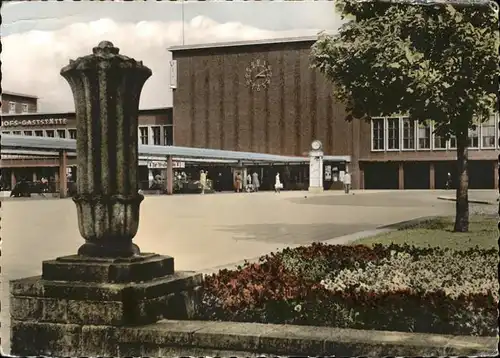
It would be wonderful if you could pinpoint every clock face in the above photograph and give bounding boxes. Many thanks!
[311,140,322,151]
[245,59,272,91]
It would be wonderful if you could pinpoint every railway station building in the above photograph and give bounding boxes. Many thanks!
[169,36,499,190]
[2,36,498,193]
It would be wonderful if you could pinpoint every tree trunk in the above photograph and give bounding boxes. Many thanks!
[454,131,469,232]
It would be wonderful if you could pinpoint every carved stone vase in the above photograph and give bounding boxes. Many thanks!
[60,41,152,257]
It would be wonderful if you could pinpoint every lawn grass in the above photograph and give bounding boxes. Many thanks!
[352,215,498,250]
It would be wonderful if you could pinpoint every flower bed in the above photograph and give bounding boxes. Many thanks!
[196,243,498,336]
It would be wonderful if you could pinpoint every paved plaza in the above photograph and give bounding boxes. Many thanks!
[1,189,497,353]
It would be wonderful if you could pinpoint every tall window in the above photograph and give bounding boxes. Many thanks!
[433,134,447,149]
[480,115,495,148]
[35,130,43,137]
[402,117,415,150]
[139,126,149,145]
[432,122,447,149]
[21,104,29,113]
[68,129,77,139]
[57,129,66,139]
[449,135,457,149]
[45,130,55,137]
[371,118,384,150]
[9,102,16,114]
[387,117,400,150]
[498,119,500,149]
[163,125,173,146]
[151,126,161,145]
[468,124,479,148]
[23,131,32,136]
[417,120,430,149]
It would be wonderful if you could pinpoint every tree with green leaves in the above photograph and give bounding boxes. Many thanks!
[311,1,499,232]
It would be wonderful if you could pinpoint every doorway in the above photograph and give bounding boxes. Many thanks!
[363,162,399,189]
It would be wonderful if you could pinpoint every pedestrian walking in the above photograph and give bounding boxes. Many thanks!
[445,172,452,190]
[235,172,242,193]
[252,171,260,192]
[246,173,253,192]
[274,173,282,193]
[200,170,207,195]
[343,170,351,194]
[215,172,222,192]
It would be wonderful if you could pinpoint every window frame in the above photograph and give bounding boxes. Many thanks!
[23,130,33,136]
[21,104,29,113]
[139,126,149,145]
[9,101,16,114]
[448,135,457,150]
[68,129,77,139]
[163,125,173,146]
[480,114,496,149]
[431,121,447,151]
[151,126,161,146]
[45,130,55,138]
[468,123,479,149]
[498,114,500,149]
[34,130,44,137]
[416,120,431,151]
[401,117,416,151]
[370,117,385,152]
[386,117,401,151]
[57,129,66,139]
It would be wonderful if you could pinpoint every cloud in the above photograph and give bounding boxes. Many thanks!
[2,16,322,112]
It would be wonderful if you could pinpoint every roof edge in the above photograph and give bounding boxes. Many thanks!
[2,91,39,99]
[1,107,172,118]
[168,35,320,53]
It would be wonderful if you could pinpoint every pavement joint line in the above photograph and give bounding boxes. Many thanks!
[197,214,451,275]
[198,228,397,275]
[437,196,494,205]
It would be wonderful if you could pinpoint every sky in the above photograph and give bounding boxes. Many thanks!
[1,1,343,112]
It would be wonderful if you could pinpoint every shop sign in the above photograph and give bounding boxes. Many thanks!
[147,160,185,169]
[1,118,69,127]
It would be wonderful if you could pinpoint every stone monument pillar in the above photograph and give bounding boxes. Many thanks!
[10,41,202,357]
[308,140,324,193]
[61,40,148,257]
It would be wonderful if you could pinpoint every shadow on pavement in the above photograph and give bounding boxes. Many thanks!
[216,222,376,245]
[288,192,447,208]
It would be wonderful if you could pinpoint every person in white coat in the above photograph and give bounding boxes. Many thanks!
[343,170,351,194]
[200,170,207,195]
[274,173,282,193]
[246,173,252,192]
[252,171,260,192]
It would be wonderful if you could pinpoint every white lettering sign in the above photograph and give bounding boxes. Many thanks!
[1,118,69,127]
[147,161,185,169]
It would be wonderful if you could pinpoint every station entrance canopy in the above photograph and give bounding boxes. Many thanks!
[1,135,351,165]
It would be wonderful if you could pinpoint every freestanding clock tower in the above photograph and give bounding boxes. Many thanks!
[309,140,324,193]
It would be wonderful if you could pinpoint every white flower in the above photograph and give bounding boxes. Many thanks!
[317,250,498,300]
[294,304,302,312]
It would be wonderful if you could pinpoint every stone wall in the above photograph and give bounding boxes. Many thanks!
[10,273,202,356]
[10,317,497,356]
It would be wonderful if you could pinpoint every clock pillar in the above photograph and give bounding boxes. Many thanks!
[308,141,324,193]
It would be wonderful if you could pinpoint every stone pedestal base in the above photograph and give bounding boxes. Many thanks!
[10,253,203,356]
[308,186,324,193]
